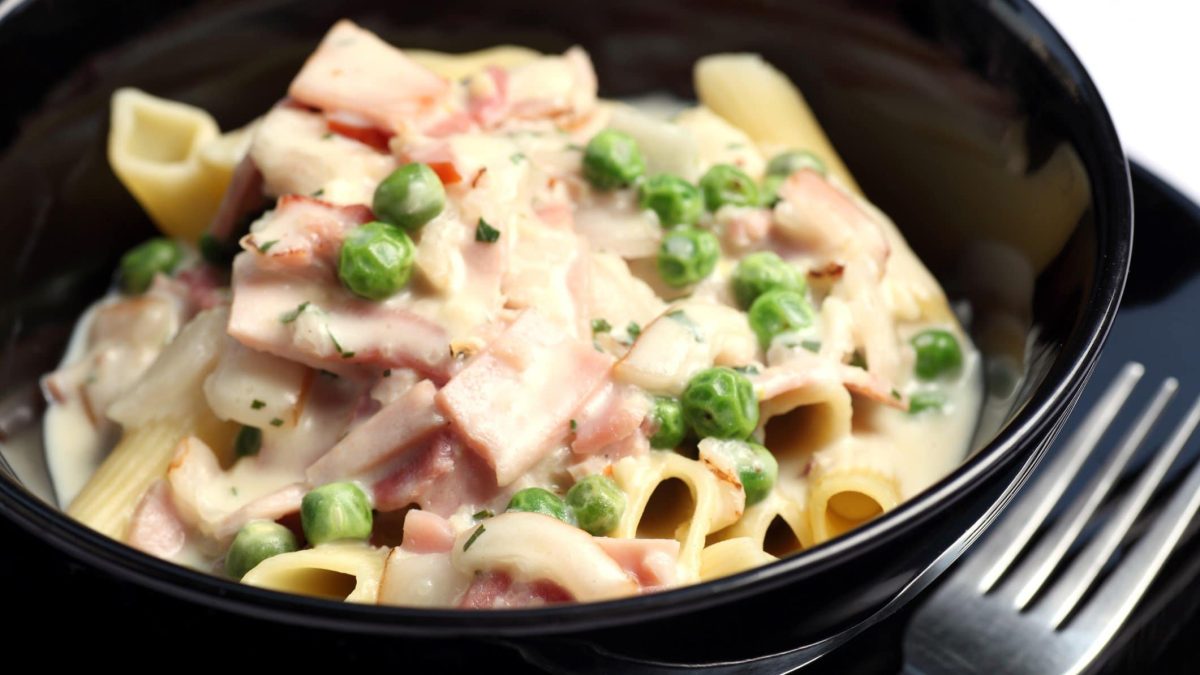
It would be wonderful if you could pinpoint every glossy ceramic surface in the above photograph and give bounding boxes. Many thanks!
[0,0,1130,663]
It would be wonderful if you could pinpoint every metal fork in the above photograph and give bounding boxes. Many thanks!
[903,362,1200,674]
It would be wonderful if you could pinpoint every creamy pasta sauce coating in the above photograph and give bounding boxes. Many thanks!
[44,21,982,607]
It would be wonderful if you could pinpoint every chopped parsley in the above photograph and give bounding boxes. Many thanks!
[849,351,868,370]
[666,310,704,343]
[891,389,902,400]
[475,218,500,243]
[250,399,266,410]
[269,418,284,427]
[328,328,355,359]
[570,419,578,432]
[231,486,238,496]
[311,188,325,197]
[383,369,392,378]
[280,301,311,324]
[509,152,526,164]
[463,524,486,552]
[626,321,641,340]
[733,365,760,376]
[321,132,334,140]
[472,510,494,521]
[591,318,612,334]
[258,239,279,253]
[801,340,822,353]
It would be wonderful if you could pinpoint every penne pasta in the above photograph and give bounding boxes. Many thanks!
[241,543,388,603]
[406,45,543,80]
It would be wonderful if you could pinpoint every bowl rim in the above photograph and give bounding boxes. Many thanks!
[0,0,1132,636]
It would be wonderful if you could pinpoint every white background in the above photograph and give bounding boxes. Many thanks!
[1036,0,1200,200]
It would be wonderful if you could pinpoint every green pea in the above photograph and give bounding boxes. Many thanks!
[582,129,646,190]
[682,367,760,440]
[908,391,946,415]
[648,396,686,450]
[506,487,576,526]
[225,520,298,579]
[759,174,785,207]
[372,163,445,231]
[731,251,806,309]
[119,238,182,294]
[337,221,416,300]
[723,441,778,506]
[766,150,827,178]
[301,482,373,545]
[638,174,703,227]
[657,226,720,288]
[566,475,625,536]
[233,426,262,458]
[699,164,759,211]
[748,289,815,349]
[911,329,963,380]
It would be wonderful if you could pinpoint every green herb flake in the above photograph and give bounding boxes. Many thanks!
[570,419,578,432]
[383,369,392,378]
[322,132,334,140]
[626,321,641,340]
[280,301,311,324]
[312,188,325,197]
[509,152,526,164]
[891,389,902,400]
[463,524,486,551]
[849,351,868,370]
[665,310,704,343]
[733,365,760,376]
[328,328,355,359]
[475,218,501,243]
[258,239,279,253]
[250,399,266,410]
[801,340,822,353]
[269,418,284,427]
[591,318,612,334]
[231,486,238,496]
[472,510,493,521]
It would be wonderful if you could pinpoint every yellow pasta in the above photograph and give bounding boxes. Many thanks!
[241,543,387,603]
[612,452,743,581]
[807,442,901,543]
[406,45,543,80]
[693,53,861,193]
[699,537,777,581]
[107,88,233,240]
[713,491,813,553]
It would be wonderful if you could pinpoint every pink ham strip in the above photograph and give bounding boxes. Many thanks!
[214,483,307,542]
[288,20,448,134]
[776,169,889,276]
[436,310,614,486]
[571,382,650,456]
[372,432,499,515]
[126,480,187,560]
[228,253,453,380]
[241,194,373,271]
[400,509,455,554]
[594,537,680,590]
[457,571,573,609]
[307,380,446,485]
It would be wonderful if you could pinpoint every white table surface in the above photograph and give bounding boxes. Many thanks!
[1036,0,1200,201]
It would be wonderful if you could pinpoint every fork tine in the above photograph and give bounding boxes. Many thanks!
[1009,377,1178,609]
[1036,392,1200,628]
[1065,397,1200,653]
[975,362,1145,594]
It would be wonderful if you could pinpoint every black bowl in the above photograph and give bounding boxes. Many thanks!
[0,0,1129,668]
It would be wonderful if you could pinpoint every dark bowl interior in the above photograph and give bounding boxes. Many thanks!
[0,0,1129,665]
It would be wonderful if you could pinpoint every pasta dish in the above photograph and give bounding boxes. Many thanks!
[42,20,981,607]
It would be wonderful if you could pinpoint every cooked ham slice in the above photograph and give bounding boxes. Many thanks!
[288,20,448,134]
[126,480,188,560]
[228,253,452,380]
[502,219,591,338]
[306,380,446,485]
[241,194,373,271]
[457,571,573,609]
[594,537,680,589]
[436,310,613,486]
[400,509,455,554]
[571,382,650,456]
[371,432,498,515]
